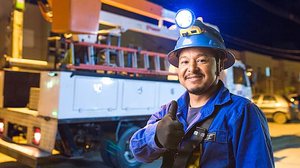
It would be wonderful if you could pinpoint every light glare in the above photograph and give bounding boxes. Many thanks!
[0,122,4,133]
[175,9,195,29]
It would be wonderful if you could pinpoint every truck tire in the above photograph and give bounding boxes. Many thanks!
[100,139,116,167]
[113,126,141,168]
[273,112,287,124]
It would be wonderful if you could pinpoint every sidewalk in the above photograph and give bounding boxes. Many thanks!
[275,148,300,168]
[269,122,300,168]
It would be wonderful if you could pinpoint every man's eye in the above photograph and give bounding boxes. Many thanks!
[197,59,207,63]
[180,60,188,65]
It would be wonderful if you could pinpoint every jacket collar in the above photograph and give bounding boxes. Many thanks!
[176,81,231,121]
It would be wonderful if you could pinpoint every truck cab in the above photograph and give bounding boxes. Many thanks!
[220,59,252,100]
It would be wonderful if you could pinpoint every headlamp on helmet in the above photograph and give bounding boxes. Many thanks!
[175,9,195,29]
[167,9,236,69]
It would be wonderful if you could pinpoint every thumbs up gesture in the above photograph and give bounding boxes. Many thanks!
[155,101,184,150]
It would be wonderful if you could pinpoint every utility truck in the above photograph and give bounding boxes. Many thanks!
[0,0,251,168]
[220,59,252,100]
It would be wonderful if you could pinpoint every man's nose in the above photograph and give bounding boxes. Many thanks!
[187,60,199,72]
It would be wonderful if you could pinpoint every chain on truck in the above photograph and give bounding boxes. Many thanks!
[0,0,252,168]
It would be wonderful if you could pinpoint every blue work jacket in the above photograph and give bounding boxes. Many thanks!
[130,82,275,168]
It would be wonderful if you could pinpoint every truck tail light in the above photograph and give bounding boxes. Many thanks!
[32,127,41,145]
[0,119,4,134]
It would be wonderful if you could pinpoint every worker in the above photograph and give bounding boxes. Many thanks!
[130,9,274,168]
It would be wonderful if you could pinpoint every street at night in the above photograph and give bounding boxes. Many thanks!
[1,121,300,168]
[1,0,300,168]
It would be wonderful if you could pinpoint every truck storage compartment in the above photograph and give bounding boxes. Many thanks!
[3,70,40,108]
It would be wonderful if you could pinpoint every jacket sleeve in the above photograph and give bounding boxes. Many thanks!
[129,105,168,163]
[231,102,275,168]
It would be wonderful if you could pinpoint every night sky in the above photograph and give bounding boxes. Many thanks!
[149,0,300,61]
[24,0,300,61]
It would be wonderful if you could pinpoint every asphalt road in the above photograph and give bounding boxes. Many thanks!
[0,151,162,168]
[1,121,300,168]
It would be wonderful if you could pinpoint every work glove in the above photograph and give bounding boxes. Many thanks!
[155,100,184,150]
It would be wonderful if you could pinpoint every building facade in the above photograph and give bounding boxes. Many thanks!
[240,51,300,95]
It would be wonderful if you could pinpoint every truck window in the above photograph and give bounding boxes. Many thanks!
[233,67,248,86]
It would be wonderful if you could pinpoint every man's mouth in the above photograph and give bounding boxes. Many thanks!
[185,74,204,80]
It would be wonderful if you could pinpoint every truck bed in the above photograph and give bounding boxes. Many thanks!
[0,138,51,168]
[0,107,58,167]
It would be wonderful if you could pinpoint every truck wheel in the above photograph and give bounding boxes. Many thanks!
[273,112,287,124]
[114,126,141,168]
[100,138,117,167]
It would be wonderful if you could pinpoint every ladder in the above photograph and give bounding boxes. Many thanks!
[48,32,176,77]
[66,41,174,76]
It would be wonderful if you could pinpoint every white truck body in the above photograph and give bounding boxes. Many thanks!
[0,69,185,168]
[39,71,185,120]
[221,60,252,100]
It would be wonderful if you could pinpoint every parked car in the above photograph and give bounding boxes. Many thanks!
[252,94,297,124]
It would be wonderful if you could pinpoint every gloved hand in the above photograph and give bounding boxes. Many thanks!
[155,100,184,150]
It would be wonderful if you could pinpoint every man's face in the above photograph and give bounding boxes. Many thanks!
[177,47,218,95]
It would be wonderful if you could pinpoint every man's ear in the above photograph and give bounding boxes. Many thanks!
[220,60,225,71]
[216,59,225,76]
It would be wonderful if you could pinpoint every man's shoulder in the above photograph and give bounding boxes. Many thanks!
[220,93,254,118]
[229,93,252,105]
[223,93,265,123]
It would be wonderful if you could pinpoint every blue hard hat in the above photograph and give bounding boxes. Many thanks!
[168,19,235,69]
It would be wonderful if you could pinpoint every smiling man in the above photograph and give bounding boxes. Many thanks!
[130,15,274,168]
[177,48,220,106]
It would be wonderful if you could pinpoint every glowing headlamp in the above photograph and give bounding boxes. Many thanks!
[175,9,195,29]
